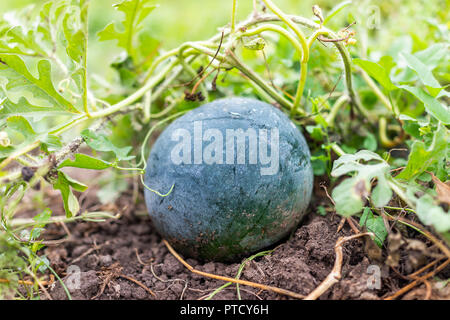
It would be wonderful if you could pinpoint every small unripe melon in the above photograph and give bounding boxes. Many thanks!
[144,97,313,261]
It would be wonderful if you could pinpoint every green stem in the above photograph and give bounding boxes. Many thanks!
[386,178,416,209]
[91,59,178,119]
[260,1,309,116]
[139,111,189,168]
[10,211,118,228]
[143,48,179,82]
[359,70,393,112]
[383,212,425,235]
[113,165,145,173]
[325,95,350,126]
[335,45,370,119]
[239,24,303,57]
[178,52,209,102]
[307,29,328,48]
[149,99,178,119]
[261,1,309,62]
[142,91,152,123]
[330,143,345,157]
[0,141,40,170]
[238,23,305,115]
[379,117,395,147]
[0,170,21,183]
[292,62,307,117]
[231,0,237,34]
[381,206,416,214]
[227,51,293,111]
[15,156,34,167]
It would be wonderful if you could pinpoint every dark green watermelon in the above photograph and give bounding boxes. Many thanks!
[144,97,313,261]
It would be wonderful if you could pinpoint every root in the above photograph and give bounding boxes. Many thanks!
[118,274,156,298]
[384,259,450,300]
[304,232,374,300]
[163,239,305,299]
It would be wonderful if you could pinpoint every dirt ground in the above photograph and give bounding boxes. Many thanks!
[33,175,449,301]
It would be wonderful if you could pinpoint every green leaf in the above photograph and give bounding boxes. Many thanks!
[6,116,36,138]
[62,7,87,63]
[378,55,396,75]
[81,129,134,161]
[332,178,366,217]
[41,134,62,152]
[58,153,112,170]
[400,85,449,124]
[62,0,89,100]
[97,0,157,58]
[5,26,46,57]
[414,43,449,70]
[306,125,324,141]
[0,1,91,120]
[360,207,388,247]
[331,150,391,216]
[396,124,448,180]
[400,52,442,96]
[0,55,78,113]
[415,194,450,233]
[363,133,377,151]
[0,97,75,118]
[1,116,63,158]
[53,171,83,217]
[353,58,397,91]
[331,150,385,177]
[64,174,88,192]
[371,175,393,207]
[33,208,52,228]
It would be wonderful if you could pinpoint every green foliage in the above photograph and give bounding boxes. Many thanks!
[0,116,61,157]
[396,124,448,180]
[400,86,449,124]
[58,153,112,170]
[0,0,448,298]
[81,129,134,161]
[331,151,391,216]
[97,0,157,65]
[0,56,76,113]
[53,170,86,217]
[360,207,388,248]
[353,58,397,92]
[0,233,27,299]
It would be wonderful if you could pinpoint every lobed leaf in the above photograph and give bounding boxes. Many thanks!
[0,54,78,113]
[81,129,134,161]
[331,150,391,216]
[97,0,157,58]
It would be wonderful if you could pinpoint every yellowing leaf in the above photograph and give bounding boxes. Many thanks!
[430,173,450,206]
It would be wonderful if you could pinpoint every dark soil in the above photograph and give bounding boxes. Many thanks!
[34,174,449,300]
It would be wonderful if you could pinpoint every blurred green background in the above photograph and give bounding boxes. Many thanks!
[1,0,447,48]
[0,0,448,83]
